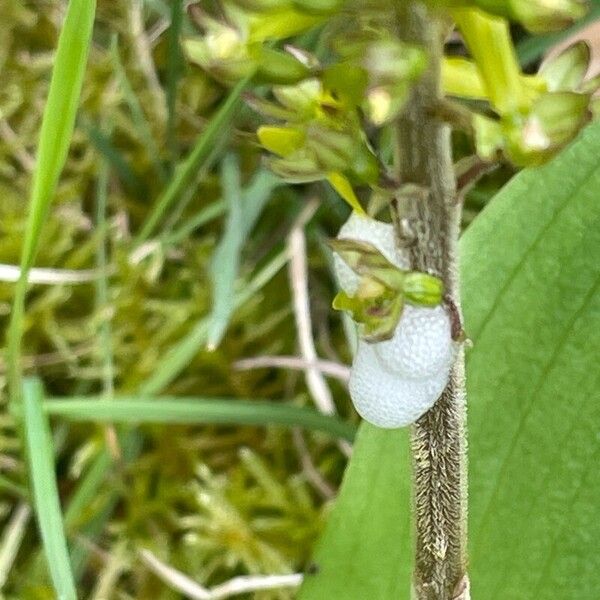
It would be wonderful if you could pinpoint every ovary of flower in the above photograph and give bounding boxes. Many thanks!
[334,212,455,428]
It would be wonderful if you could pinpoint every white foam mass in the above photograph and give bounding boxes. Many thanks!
[373,304,453,379]
[334,213,455,428]
[349,341,449,428]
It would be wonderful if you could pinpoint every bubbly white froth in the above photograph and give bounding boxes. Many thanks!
[349,341,448,428]
[334,213,455,429]
[373,304,453,379]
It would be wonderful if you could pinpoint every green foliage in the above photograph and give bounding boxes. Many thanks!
[5,0,97,405]
[298,425,412,599]
[301,119,600,599]
[22,378,77,600]
[2,0,600,598]
[45,395,356,440]
[464,119,600,599]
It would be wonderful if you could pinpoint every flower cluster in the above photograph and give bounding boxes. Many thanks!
[445,8,600,166]
[183,1,427,210]
[181,0,599,428]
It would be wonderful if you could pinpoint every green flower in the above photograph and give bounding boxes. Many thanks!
[330,238,444,342]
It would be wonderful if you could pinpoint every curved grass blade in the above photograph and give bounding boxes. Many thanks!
[44,397,356,441]
[23,378,77,600]
[5,0,96,409]
[134,75,252,244]
[206,154,244,350]
[207,158,281,349]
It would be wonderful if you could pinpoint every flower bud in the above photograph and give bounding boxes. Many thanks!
[539,41,590,92]
[476,0,589,33]
[266,154,323,182]
[248,8,323,41]
[505,92,590,166]
[306,125,356,172]
[403,272,445,307]
[272,78,322,115]
[257,126,305,157]
[332,286,404,342]
[184,29,254,85]
[254,46,312,84]
[328,238,407,290]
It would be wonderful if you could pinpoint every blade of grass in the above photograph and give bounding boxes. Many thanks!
[207,162,282,349]
[238,169,281,234]
[166,0,184,169]
[134,75,252,244]
[85,121,148,198]
[44,397,356,441]
[161,168,280,249]
[140,248,288,393]
[206,154,244,349]
[94,124,115,397]
[160,200,226,247]
[111,36,167,182]
[23,378,77,600]
[67,433,142,578]
[62,248,289,575]
[5,0,96,410]
[0,503,31,590]
[0,475,27,499]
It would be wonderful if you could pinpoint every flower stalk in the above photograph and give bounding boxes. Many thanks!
[393,2,468,598]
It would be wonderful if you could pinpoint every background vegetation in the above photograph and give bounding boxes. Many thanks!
[1,1,599,599]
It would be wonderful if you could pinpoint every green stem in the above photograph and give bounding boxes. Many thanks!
[453,8,526,115]
[393,3,468,599]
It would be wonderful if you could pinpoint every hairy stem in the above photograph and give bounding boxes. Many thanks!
[392,3,469,599]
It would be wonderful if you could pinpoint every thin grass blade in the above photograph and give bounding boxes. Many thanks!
[23,378,77,600]
[207,161,281,349]
[134,75,252,244]
[206,154,244,349]
[5,0,96,407]
[44,397,356,441]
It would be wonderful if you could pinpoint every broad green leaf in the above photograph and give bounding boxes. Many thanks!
[299,122,600,600]
[23,379,77,600]
[463,120,600,599]
[298,424,412,599]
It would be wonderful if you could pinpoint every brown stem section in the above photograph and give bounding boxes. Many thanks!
[392,3,468,599]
